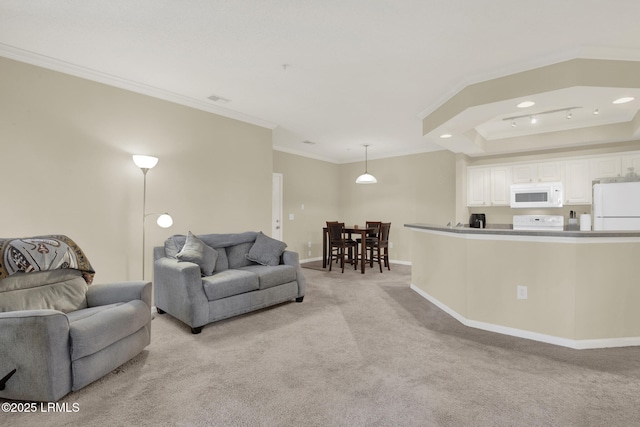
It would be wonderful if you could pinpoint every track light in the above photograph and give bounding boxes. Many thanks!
[504,106,583,127]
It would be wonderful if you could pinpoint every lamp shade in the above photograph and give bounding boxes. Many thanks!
[132,155,159,169]
[355,144,377,184]
[156,213,173,228]
[355,173,378,184]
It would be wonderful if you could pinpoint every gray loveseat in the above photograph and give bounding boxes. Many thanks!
[154,231,306,334]
[0,269,152,402]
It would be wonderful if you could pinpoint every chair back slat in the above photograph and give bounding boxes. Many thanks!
[379,222,391,242]
[365,221,382,238]
[327,222,345,242]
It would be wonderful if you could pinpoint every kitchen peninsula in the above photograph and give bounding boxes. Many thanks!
[405,223,640,349]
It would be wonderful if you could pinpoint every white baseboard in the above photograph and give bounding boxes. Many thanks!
[410,284,640,350]
[300,257,411,266]
[300,256,324,264]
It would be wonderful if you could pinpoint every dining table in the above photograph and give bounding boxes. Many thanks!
[322,225,377,274]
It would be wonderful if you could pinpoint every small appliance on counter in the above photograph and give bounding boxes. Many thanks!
[512,215,564,231]
[567,211,579,231]
[469,213,486,228]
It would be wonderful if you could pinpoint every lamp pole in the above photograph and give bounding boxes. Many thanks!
[141,167,149,280]
[133,154,172,281]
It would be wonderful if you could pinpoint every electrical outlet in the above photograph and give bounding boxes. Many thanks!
[517,285,528,300]
[308,241,312,248]
[389,242,394,249]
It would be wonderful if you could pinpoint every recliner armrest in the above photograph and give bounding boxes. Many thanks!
[0,310,72,402]
[86,281,152,309]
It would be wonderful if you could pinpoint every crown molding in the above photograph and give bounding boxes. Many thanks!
[0,43,277,130]
[272,145,340,164]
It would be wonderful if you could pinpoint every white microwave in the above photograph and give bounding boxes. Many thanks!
[510,182,563,208]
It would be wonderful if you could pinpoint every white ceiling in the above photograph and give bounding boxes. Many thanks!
[2,1,640,163]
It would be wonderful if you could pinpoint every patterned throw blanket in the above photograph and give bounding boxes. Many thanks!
[0,235,95,284]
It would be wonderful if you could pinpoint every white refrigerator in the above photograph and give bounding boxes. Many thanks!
[593,181,640,231]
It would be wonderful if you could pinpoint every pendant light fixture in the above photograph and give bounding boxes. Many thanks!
[355,144,377,184]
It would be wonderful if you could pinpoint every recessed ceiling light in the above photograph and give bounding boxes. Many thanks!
[517,101,535,108]
[440,134,452,139]
[612,97,635,104]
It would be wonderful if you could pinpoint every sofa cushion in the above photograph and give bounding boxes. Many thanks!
[226,242,256,269]
[202,270,259,301]
[176,231,218,276]
[165,234,228,272]
[164,235,184,258]
[0,269,88,313]
[246,232,287,266]
[68,299,150,361]
[214,247,229,272]
[238,265,296,290]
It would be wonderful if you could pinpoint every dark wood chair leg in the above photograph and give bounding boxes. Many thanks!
[385,248,390,270]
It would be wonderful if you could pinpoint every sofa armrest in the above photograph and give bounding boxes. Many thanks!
[86,281,152,309]
[153,257,209,328]
[282,250,306,298]
[0,310,72,402]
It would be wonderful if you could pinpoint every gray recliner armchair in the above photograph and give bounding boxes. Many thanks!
[0,268,152,402]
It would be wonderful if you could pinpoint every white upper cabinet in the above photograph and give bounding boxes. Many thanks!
[564,160,591,204]
[591,156,622,179]
[512,162,562,183]
[490,167,511,205]
[467,167,489,206]
[467,166,511,206]
[466,151,640,207]
[511,164,536,183]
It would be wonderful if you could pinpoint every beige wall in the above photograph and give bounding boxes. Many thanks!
[339,151,457,262]
[1,57,272,282]
[274,150,457,263]
[273,151,341,259]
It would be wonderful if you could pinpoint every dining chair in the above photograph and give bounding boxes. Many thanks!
[367,222,391,272]
[326,221,341,266]
[327,222,358,273]
[356,221,382,266]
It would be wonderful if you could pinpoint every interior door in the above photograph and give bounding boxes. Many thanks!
[272,173,283,240]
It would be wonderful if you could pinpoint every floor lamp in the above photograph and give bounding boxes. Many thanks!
[133,155,173,280]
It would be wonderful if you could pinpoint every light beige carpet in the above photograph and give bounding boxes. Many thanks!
[4,262,640,426]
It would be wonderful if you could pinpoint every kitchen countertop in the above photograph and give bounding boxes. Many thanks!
[404,223,640,238]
